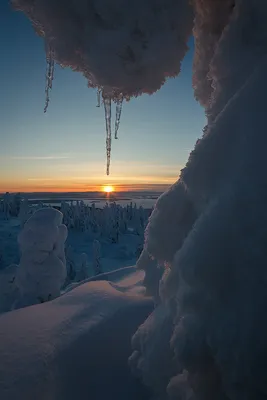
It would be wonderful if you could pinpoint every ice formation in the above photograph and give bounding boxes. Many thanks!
[103,96,112,175]
[114,97,123,139]
[15,208,68,307]
[96,88,101,108]
[44,44,55,113]
[11,0,193,174]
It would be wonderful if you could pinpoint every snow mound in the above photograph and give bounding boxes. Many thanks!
[0,274,153,400]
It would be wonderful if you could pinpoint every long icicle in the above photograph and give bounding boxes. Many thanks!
[114,97,123,139]
[103,96,112,175]
[44,45,55,113]
[96,88,101,107]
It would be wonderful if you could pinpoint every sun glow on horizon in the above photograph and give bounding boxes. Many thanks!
[102,185,114,193]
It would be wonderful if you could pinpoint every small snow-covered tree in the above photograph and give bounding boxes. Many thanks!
[76,252,89,282]
[110,206,120,243]
[18,198,30,226]
[0,264,19,314]
[10,193,22,216]
[14,208,68,307]
[2,192,11,220]
[92,239,102,275]
[65,245,76,282]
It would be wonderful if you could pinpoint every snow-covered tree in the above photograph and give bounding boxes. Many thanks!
[133,3,267,400]
[2,192,11,220]
[92,240,102,276]
[14,208,68,307]
[65,245,76,283]
[0,264,18,314]
[18,197,30,226]
[11,193,22,216]
[76,252,89,282]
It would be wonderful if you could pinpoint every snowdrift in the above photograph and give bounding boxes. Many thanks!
[0,272,153,400]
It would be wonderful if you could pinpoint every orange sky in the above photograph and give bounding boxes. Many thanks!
[0,181,173,193]
[0,159,180,193]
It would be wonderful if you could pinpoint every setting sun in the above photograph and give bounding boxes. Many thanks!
[103,185,114,193]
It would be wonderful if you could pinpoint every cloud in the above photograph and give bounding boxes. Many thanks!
[3,155,72,160]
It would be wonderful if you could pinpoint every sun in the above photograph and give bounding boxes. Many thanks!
[103,185,114,193]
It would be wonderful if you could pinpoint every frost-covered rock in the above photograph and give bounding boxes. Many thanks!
[15,208,68,307]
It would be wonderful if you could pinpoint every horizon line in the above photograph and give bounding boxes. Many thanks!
[0,184,171,195]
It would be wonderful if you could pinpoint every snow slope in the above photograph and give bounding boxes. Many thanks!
[0,270,153,400]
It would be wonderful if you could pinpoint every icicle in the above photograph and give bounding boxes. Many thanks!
[103,95,112,175]
[96,88,101,107]
[114,97,123,139]
[44,45,55,113]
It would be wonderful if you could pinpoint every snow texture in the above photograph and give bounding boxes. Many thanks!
[0,274,153,400]
[132,2,267,399]
[136,248,163,303]
[12,0,193,100]
[15,208,68,307]
[130,303,175,399]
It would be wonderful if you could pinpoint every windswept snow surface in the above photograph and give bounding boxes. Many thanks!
[0,271,153,400]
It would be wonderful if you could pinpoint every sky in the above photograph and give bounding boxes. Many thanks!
[0,1,206,193]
